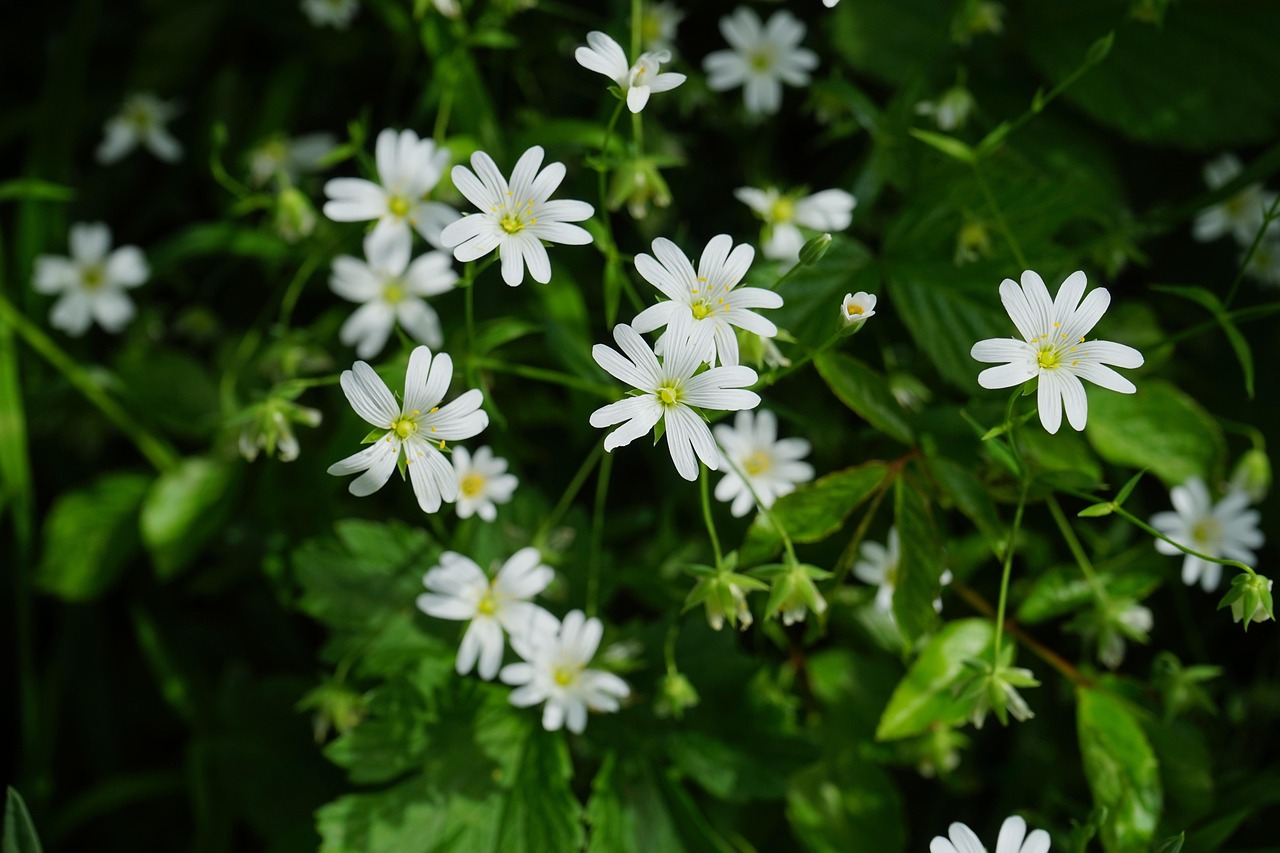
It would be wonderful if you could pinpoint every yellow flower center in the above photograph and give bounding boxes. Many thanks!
[390,415,418,439]
[81,265,106,290]
[476,590,496,616]
[1191,518,1221,547]
[749,51,773,72]
[846,303,864,317]
[769,196,795,224]
[1036,347,1061,370]
[691,300,712,320]
[383,281,405,304]
[499,211,526,234]
[552,665,577,687]
[388,195,412,217]
[657,385,682,407]
[460,473,486,498]
[743,450,771,476]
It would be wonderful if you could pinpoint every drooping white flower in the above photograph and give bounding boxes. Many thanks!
[970,270,1145,434]
[1243,238,1280,287]
[301,0,358,28]
[915,85,977,131]
[1150,477,1263,592]
[499,609,630,733]
[841,291,877,327]
[712,409,813,517]
[735,187,856,263]
[1193,153,1277,245]
[327,346,488,512]
[640,2,684,52]
[33,223,148,336]
[590,323,761,481]
[439,146,595,286]
[631,235,783,366]
[452,445,518,521]
[250,132,337,186]
[930,815,1051,853]
[323,128,458,251]
[417,548,556,680]
[96,93,182,165]
[703,8,819,116]
[330,228,458,359]
[575,31,687,113]
[238,399,322,463]
[854,527,953,616]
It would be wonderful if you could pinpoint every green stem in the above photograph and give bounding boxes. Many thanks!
[596,101,626,256]
[1224,194,1280,309]
[718,446,798,566]
[663,620,679,675]
[587,450,614,617]
[278,254,321,328]
[1148,301,1280,354]
[973,161,1029,270]
[532,441,605,547]
[830,478,892,587]
[992,484,1029,666]
[1111,504,1256,577]
[433,86,455,146]
[698,464,724,570]
[761,328,842,388]
[1046,495,1108,602]
[630,0,642,58]
[472,358,615,399]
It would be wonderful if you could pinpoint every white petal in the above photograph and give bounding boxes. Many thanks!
[1037,371,1063,434]
[996,816,1027,853]
[105,247,149,287]
[90,290,136,333]
[1059,371,1088,431]
[323,178,387,222]
[340,361,400,426]
[347,442,398,496]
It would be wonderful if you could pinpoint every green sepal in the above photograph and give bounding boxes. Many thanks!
[1114,469,1147,506]
[1078,502,1115,518]
[361,428,388,445]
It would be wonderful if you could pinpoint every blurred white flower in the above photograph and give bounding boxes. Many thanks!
[640,2,684,52]
[250,132,336,186]
[915,85,977,131]
[440,146,594,286]
[330,228,457,359]
[736,187,856,263]
[854,527,952,616]
[238,399,322,463]
[930,815,1050,853]
[712,409,813,517]
[327,346,488,512]
[97,93,182,165]
[841,291,877,327]
[452,445,518,521]
[1243,238,1280,287]
[417,548,556,680]
[33,223,148,336]
[302,0,358,28]
[575,31,686,113]
[1150,477,1263,592]
[1193,153,1277,245]
[500,609,630,733]
[970,270,1144,434]
[703,8,818,115]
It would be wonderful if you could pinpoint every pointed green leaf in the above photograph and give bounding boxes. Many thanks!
[1077,688,1163,853]
[814,353,914,445]
[875,619,995,741]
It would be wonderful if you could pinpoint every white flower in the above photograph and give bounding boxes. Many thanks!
[1243,238,1280,287]
[590,323,761,481]
[735,187,856,263]
[1193,153,1277,245]
[712,410,813,517]
[854,527,953,616]
[452,445,518,521]
[1232,577,1274,625]
[823,0,840,6]
[302,0,358,28]
[250,132,336,186]
[417,548,556,680]
[33,223,148,336]
[930,815,1051,853]
[330,228,458,359]
[327,346,488,512]
[640,2,684,52]
[440,146,595,286]
[970,270,1145,434]
[841,291,877,326]
[499,609,630,733]
[631,234,783,366]
[1150,477,1263,592]
[96,93,182,165]
[915,85,977,131]
[323,128,458,251]
[429,0,460,18]
[575,31,687,113]
[703,8,819,115]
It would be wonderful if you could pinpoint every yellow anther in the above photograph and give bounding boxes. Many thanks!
[439,440,446,449]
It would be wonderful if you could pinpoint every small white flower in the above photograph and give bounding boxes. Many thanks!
[323,128,458,251]
[452,445,519,521]
[854,527,953,616]
[96,93,182,165]
[440,146,595,286]
[327,346,488,512]
[703,8,819,115]
[841,291,877,326]
[590,323,761,481]
[930,815,1051,853]
[632,234,783,366]
[429,0,460,18]
[1193,153,1277,246]
[500,609,630,733]
[712,409,814,517]
[823,0,840,7]
[33,223,148,336]
[1150,477,1263,592]
[735,187,856,263]
[330,228,458,359]
[417,548,557,680]
[302,0,358,28]
[250,132,337,186]
[640,2,684,52]
[970,270,1145,434]
[575,31,687,113]
[915,85,977,131]
[1243,238,1280,287]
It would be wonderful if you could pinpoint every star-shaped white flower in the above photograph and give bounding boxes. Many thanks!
[440,146,595,286]
[970,270,1144,434]
[590,323,760,481]
[96,93,182,165]
[854,527,952,616]
[712,409,813,517]
[327,346,488,512]
[703,8,818,115]
[500,609,630,734]
[841,291,876,327]
[1150,477,1263,592]
[452,445,518,521]
[735,186,856,263]
[631,235,783,367]
[930,815,1050,853]
[330,228,458,358]
[301,0,358,28]
[33,223,148,336]
[323,128,458,250]
[250,132,337,186]
[1193,153,1277,245]
[416,548,556,680]
[575,31,687,113]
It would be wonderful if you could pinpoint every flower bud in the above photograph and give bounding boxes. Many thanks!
[954,217,992,265]
[766,563,831,626]
[607,157,672,221]
[798,233,832,266]
[654,671,701,719]
[1230,449,1270,504]
[840,291,877,333]
[276,186,318,243]
[1220,573,1274,630]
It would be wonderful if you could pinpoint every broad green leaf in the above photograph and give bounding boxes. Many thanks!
[1017,562,1163,625]
[115,348,221,440]
[3,787,43,853]
[891,479,945,644]
[876,618,995,741]
[1077,688,1163,853]
[1085,380,1225,487]
[741,463,888,563]
[1019,426,1104,491]
[786,755,905,853]
[585,754,734,853]
[324,678,433,786]
[829,0,955,86]
[495,730,583,853]
[1144,719,1213,827]
[814,354,914,445]
[37,471,151,601]
[927,456,1002,549]
[139,456,238,579]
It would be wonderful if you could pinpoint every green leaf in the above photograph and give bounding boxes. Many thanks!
[891,479,945,644]
[0,179,73,204]
[1151,285,1254,398]
[585,754,734,853]
[139,457,238,579]
[786,755,905,853]
[1077,502,1115,518]
[927,455,1003,549]
[37,471,151,601]
[115,348,221,440]
[1152,834,1185,853]
[908,129,975,163]
[875,618,995,741]
[814,354,914,445]
[1077,688,1163,853]
[3,787,44,853]
[495,730,583,853]
[1085,380,1225,487]
[471,316,541,356]
[1114,470,1147,506]
[148,222,291,269]
[829,0,955,86]
[741,463,888,563]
